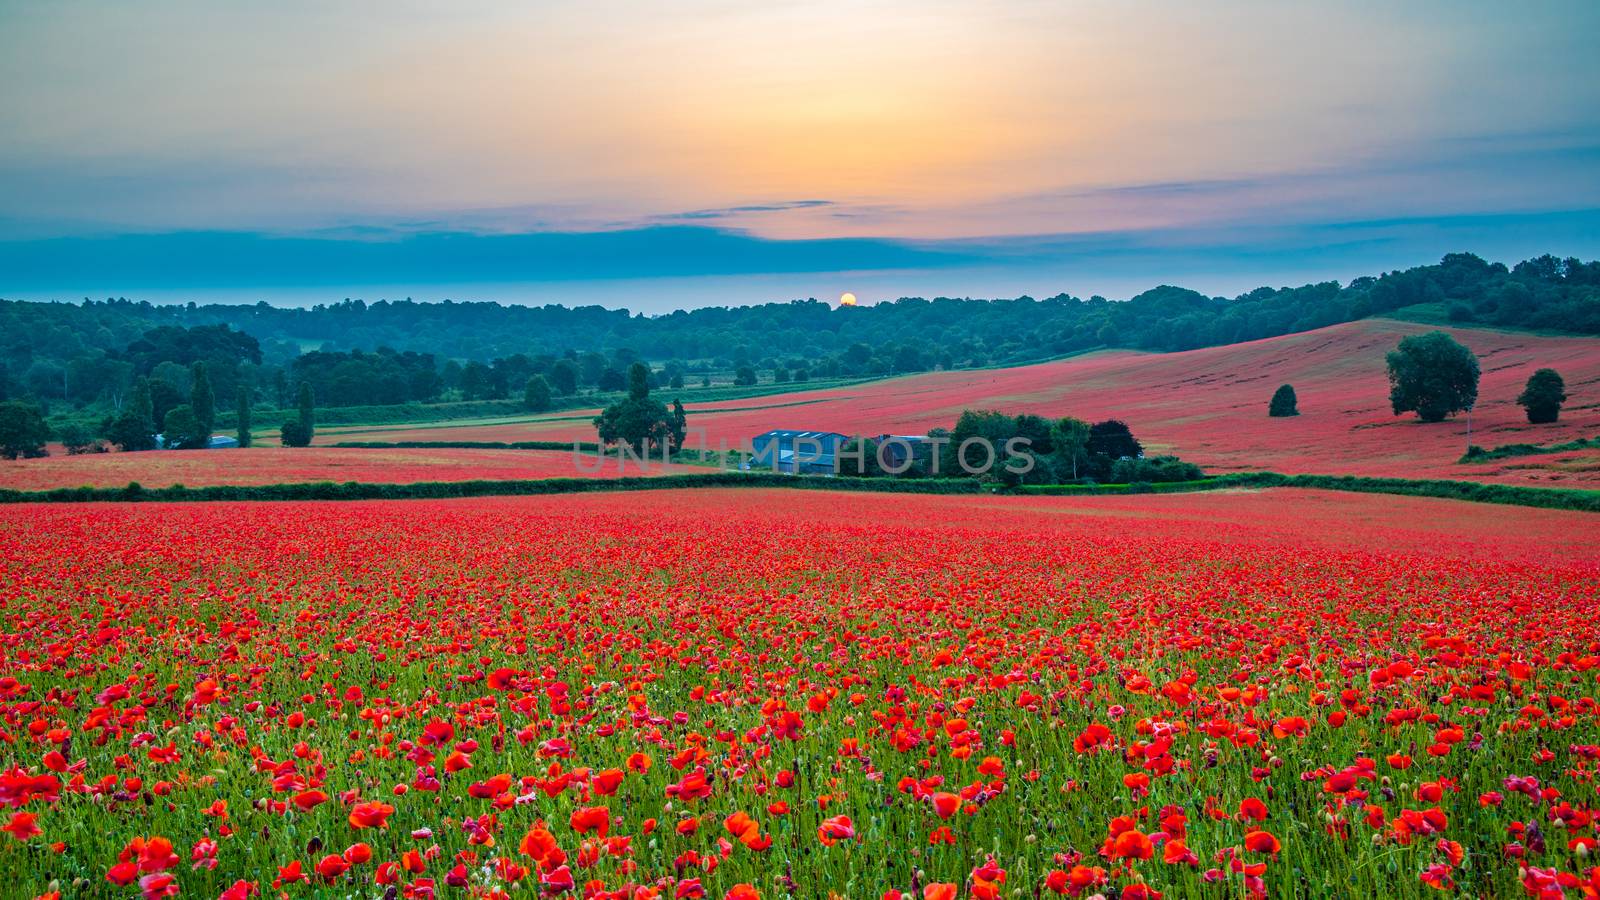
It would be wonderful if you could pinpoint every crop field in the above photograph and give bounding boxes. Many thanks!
[332,320,1600,486]
[1,486,1597,898]
[0,447,693,491]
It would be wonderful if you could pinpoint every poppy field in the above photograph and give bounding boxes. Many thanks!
[0,447,691,493]
[2,486,1598,900]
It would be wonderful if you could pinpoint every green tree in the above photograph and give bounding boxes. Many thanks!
[594,363,674,454]
[190,361,215,442]
[1517,368,1567,423]
[103,379,157,452]
[733,365,757,387]
[164,404,209,449]
[282,382,315,447]
[550,360,578,396]
[668,399,688,452]
[280,420,312,448]
[1049,417,1091,480]
[1387,331,1479,422]
[0,401,50,459]
[1269,384,1299,417]
[524,375,553,412]
[57,421,99,455]
[236,383,253,448]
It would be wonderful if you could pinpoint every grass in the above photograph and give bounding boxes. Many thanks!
[4,469,1597,511]
[1459,434,1599,463]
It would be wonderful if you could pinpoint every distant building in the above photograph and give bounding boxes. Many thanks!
[154,433,239,450]
[872,434,932,472]
[746,430,850,474]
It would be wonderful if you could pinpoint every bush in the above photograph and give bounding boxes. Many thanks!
[0,401,50,460]
[1268,384,1299,417]
[1517,368,1567,424]
[57,422,101,455]
[280,419,312,448]
[1110,455,1204,483]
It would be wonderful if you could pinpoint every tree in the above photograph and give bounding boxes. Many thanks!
[282,382,315,447]
[280,419,312,447]
[1087,420,1142,460]
[164,404,208,449]
[1269,384,1299,417]
[57,422,100,454]
[627,363,650,400]
[597,368,627,393]
[668,399,688,452]
[236,384,253,448]
[550,360,578,396]
[524,375,553,412]
[1049,417,1091,479]
[190,361,215,442]
[1517,368,1567,423]
[0,401,50,459]
[594,363,675,454]
[103,379,157,452]
[734,366,757,387]
[1387,331,1479,422]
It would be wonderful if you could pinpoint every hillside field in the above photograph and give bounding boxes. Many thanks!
[325,319,1600,485]
[0,447,694,491]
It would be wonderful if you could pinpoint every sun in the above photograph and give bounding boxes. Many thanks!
[839,292,857,307]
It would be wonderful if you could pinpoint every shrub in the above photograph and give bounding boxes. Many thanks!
[1517,368,1567,424]
[0,401,50,460]
[57,422,101,455]
[1269,384,1299,417]
[1110,455,1204,483]
[280,419,312,448]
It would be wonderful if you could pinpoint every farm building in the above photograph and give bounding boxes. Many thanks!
[746,429,851,474]
[872,434,933,471]
[153,434,240,450]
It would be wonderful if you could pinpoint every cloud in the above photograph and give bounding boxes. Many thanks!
[0,225,976,290]
[653,200,836,222]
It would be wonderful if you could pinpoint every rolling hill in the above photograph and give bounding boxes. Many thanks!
[329,319,1600,485]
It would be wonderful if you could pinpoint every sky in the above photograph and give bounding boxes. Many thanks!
[2,0,1598,311]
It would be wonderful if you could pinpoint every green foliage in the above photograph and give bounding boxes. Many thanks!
[236,384,253,448]
[295,381,316,444]
[280,419,312,448]
[1459,434,1598,463]
[1049,417,1092,480]
[550,359,579,395]
[292,346,442,406]
[162,404,209,449]
[56,421,100,454]
[523,375,553,412]
[1269,383,1299,417]
[190,361,215,439]
[1387,331,1480,422]
[733,365,757,387]
[1086,420,1142,462]
[594,364,676,454]
[102,379,157,451]
[0,400,50,459]
[1516,368,1567,424]
[668,399,687,452]
[1110,454,1205,483]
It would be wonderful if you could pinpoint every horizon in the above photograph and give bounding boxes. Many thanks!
[4,1,1599,308]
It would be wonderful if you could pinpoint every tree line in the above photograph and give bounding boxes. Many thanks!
[3,251,1596,419]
